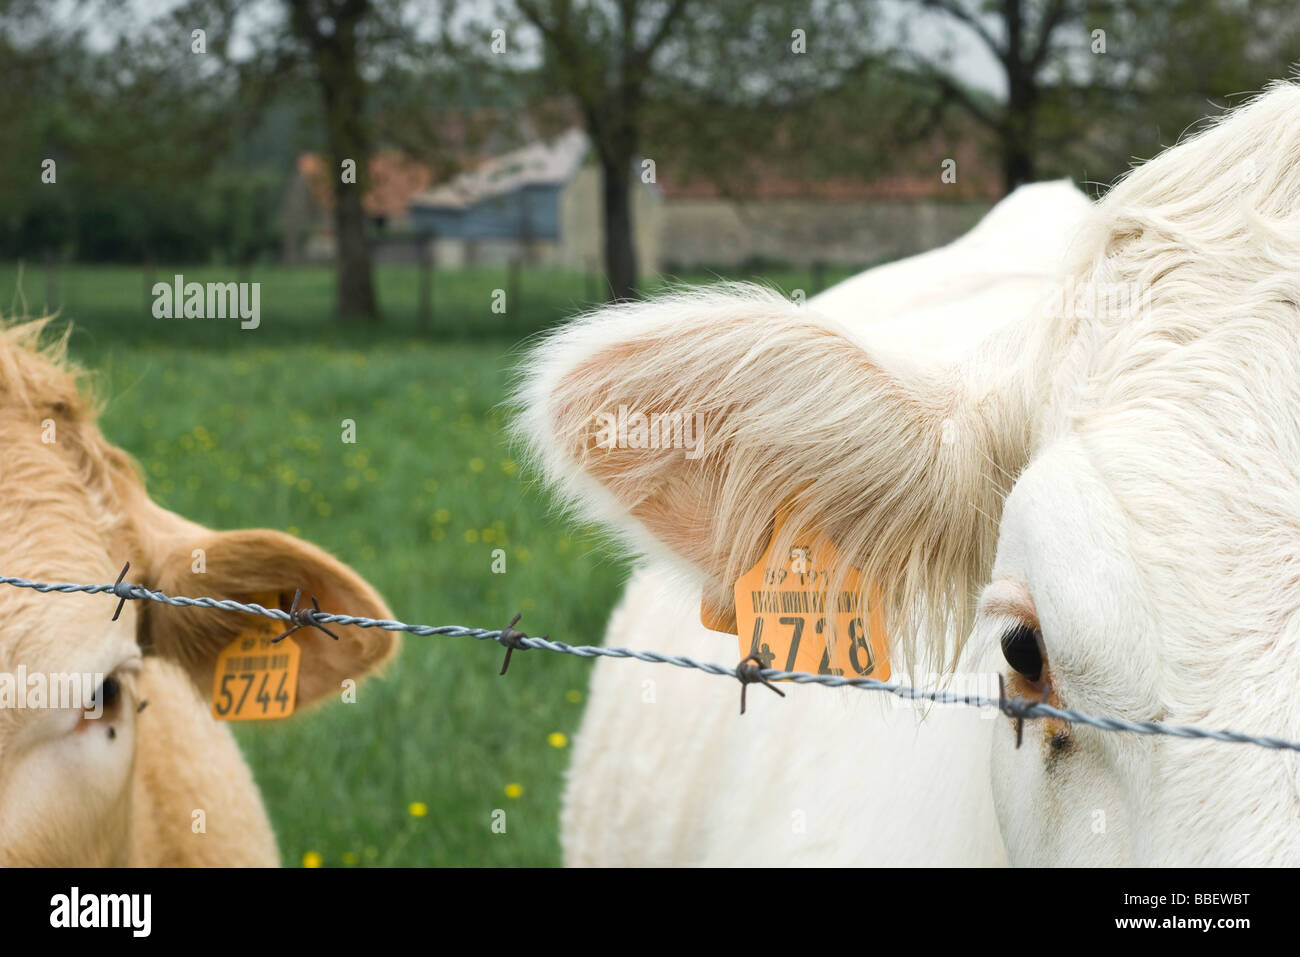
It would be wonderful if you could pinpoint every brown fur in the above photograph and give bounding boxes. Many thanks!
[0,319,398,866]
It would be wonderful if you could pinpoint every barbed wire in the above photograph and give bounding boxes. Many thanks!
[3,569,1300,755]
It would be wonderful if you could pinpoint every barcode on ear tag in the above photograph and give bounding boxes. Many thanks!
[732,516,889,681]
[211,592,301,721]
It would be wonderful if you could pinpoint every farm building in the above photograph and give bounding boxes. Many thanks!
[407,128,662,276]
[279,129,662,275]
[279,125,1002,274]
[278,151,438,263]
[653,133,1003,270]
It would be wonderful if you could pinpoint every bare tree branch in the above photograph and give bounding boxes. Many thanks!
[1028,0,1071,73]
[919,0,1003,57]
[633,0,690,65]
[896,49,1002,132]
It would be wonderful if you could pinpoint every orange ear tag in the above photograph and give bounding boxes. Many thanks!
[211,592,301,721]
[724,516,890,680]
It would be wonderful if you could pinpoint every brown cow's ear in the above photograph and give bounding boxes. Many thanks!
[128,499,397,708]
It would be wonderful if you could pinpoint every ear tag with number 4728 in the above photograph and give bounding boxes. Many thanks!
[211,592,301,721]
[728,516,889,680]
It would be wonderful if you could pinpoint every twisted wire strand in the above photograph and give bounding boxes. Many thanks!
[3,573,1299,754]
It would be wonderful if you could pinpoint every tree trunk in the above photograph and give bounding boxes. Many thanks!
[1001,69,1038,194]
[1000,0,1038,196]
[1000,134,1036,194]
[310,10,379,321]
[331,171,377,321]
[600,152,638,302]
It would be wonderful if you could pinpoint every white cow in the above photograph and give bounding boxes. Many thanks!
[548,180,1092,867]
[520,84,1300,866]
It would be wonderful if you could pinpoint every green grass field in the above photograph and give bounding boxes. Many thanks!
[0,261,857,346]
[95,340,625,867]
[0,261,861,866]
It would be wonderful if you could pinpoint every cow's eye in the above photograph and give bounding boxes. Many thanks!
[93,675,121,711]
[1000,624,1043,682]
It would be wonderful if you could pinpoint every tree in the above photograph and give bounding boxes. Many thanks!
[890,0,1089,192]
[0,1,244,263]
[282,0,381,321]
[485,1,881,300]
[639,3,902,209]
[1090,0,1300,174]
[509,0,690,301]
[893,0,1300,195]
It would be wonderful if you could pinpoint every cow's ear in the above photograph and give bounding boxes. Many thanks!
[518,286,1027,671]
[126,496,397,708]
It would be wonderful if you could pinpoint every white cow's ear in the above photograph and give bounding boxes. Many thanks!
[125,496,397,707]
[518,285,1028,672]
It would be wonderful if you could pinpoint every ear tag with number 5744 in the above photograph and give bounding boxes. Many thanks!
[211,592,301,721]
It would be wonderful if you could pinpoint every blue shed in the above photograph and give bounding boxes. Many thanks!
[409,129,589,246]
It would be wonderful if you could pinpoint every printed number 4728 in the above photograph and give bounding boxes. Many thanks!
[758,616,874,676]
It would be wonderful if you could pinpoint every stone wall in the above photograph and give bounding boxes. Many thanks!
[558,163,662,278]
[658,198,994,269]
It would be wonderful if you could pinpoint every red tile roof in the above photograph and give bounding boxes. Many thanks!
[657,138,1001,202]
[295,123,1002,216]
[297,152,439,217]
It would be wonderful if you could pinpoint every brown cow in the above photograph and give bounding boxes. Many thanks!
[0,319,397,865]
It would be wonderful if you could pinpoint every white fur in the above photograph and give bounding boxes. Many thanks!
[526,180,1091,865]
[523,83,1300,868]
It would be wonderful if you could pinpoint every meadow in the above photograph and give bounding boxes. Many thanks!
[0,261,857,866]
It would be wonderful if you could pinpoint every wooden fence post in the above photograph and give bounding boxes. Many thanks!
[812,260,827,294]
[508,257,521,329]
[43,247,57,312]
[417,234,432,332]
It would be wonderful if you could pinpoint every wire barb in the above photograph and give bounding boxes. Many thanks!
[997,674,1054,749]
[736,653,786,715]
[497,612,543,676]
[998,674,1023,748]
[3,571,1300,756]
[110,562,133,622]
[271,589,340,644]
